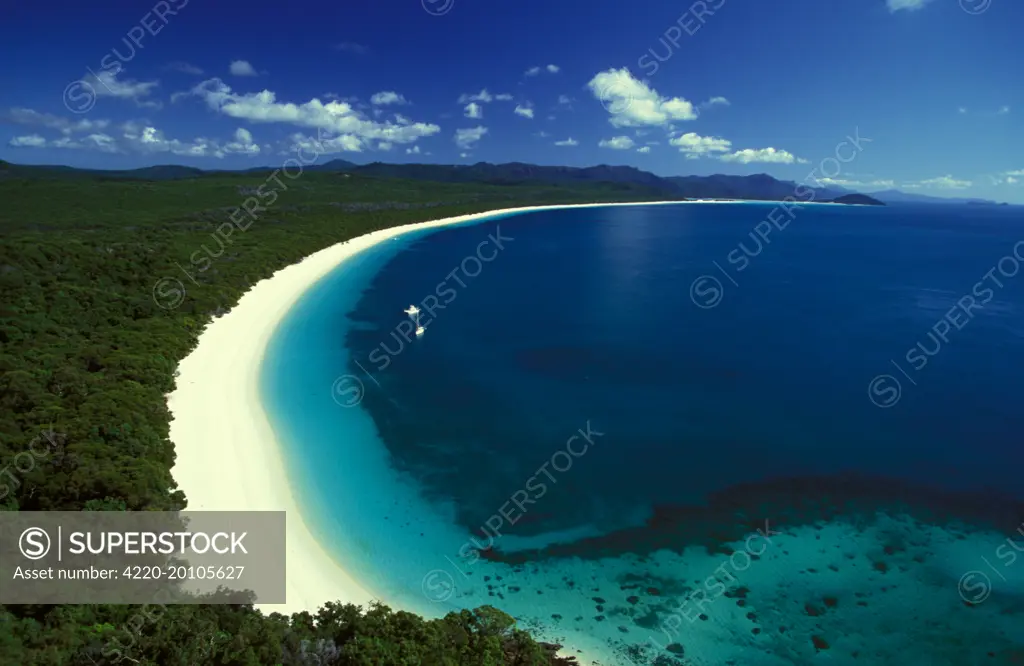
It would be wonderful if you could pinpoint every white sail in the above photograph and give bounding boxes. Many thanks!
[404,305,422,331]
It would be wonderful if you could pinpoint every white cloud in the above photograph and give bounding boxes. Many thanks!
[637,146,651,153]
[718,147,804,164]
[669,132,732,157]
[85,70,160,108]
[903,175,973,189]
[557,95,572,106]
[286,131,363,155]
[460,153,469,158]
[457,89,512,104]
[455,126,487,149]
[818,177,896,189]
[886,0,935,12]
[221,127,260,156]
[986,168,1024,186]
[554,137,578,146]
[8,122,256,158]
[9,134,47,147]
[598,136,635,150]
[464,102,483,119]
[406,145,421,154]
[514,104,534,119]
[535,131,550,138]
[525,64,559,77]
[997,105,1010,115]
[587,68,697,127]
[2,107,111,135]
[958,107,968,114]
[371,91,407,105]
[229,60,258,77]
[378,141,393,151]
[700,96,730,109]
[166,61,204,75]
[177,78,440,151]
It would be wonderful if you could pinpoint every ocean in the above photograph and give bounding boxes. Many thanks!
[261,202,1024,665]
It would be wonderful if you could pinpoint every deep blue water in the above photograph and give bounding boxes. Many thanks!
[263,202,1024,665]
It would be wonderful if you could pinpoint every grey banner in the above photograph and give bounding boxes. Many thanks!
[0,511,285,604]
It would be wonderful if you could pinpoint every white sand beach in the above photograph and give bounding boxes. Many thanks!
[167,200,698,616]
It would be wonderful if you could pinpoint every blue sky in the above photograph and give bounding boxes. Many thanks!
[2,0,1021,201]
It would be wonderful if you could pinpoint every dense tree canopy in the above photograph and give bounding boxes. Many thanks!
[0,166,673,665]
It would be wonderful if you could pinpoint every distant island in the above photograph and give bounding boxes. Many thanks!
[825,193,886,206]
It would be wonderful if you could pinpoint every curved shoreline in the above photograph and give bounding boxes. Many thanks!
[166,200,695,616]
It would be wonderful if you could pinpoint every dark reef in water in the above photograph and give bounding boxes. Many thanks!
[478,473,1024,564]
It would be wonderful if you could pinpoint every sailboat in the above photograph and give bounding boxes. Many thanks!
[404,305,425,337]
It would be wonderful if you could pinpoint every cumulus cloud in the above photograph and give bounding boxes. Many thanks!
[525,64,560,76]
[669,132,732,157]
[514,104,534,119]
[699,96,730,110]
[637,146,651,153]
[9,133,119,152]
[718,147,805,164]
[221,127,260,156]
[2,107,111,134]
[554,137,578,146]
[903,175,973,189]
[9,134,47,148]
[598,136,635,150]
[457,89,512,104]
[371,91,407,105]
[886,0,935,11]
[285,131,363,155]
[587,68,697,127]
[229,60,258,76]
[406,145,421,154]
[817,176,896,189]
[84,70,161,108]
[7,120,260,158]
[176,78,440,152]
[667,131,805,164]
[455,126,487,149]
[464,102,483,119]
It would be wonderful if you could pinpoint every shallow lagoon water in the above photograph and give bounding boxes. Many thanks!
[263,202,1024,665]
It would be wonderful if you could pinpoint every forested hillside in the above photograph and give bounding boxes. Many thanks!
[0,169,680,665]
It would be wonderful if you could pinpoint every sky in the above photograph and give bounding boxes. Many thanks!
[1,0,1022,202]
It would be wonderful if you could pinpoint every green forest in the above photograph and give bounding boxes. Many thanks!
[0,163,677,665]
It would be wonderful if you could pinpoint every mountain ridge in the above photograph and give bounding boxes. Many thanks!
[0,158,1006,204]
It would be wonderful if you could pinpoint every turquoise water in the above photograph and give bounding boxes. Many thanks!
[262,202,1024,665]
